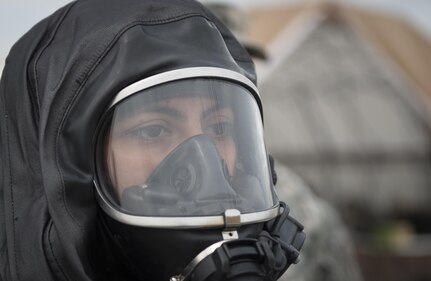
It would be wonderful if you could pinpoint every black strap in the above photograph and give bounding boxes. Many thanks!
[188,202,305,281]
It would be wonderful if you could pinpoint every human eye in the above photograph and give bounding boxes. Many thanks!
[205,120,233,138]
[126,123,171,142]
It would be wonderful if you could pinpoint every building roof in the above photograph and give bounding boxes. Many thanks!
[248,2,431,110]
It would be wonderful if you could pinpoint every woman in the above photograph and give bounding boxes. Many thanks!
[0,0,304,280]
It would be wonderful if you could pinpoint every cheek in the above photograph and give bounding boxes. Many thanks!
[107,144,163,197]
[216,139,237,176]
[227,146,237,176]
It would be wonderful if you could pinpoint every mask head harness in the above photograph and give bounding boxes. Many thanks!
[93,67,305,281]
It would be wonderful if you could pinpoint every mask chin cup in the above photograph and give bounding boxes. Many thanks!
[120,134,266,216]
[172,202,305,281]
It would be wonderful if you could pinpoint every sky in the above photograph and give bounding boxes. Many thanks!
[1,0,431,74]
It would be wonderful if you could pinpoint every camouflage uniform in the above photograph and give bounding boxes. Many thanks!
[275,162,363,281]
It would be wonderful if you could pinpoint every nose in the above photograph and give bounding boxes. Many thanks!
[182,120,205,140]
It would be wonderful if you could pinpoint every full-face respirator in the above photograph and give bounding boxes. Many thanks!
[94,67,305,281]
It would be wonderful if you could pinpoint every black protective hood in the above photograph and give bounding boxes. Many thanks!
[0,0,257,280]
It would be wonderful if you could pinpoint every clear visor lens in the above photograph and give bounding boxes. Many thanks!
[96,79,277,217]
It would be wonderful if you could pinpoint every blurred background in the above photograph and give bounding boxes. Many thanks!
[1,1,430,281]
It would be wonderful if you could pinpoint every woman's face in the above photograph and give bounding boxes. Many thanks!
[105,96,236,197]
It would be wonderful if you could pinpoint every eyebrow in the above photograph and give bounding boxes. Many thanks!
[117,104,185,121]
[143,105,185,120]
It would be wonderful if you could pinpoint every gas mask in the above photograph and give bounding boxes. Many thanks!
[94,67,305,281]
